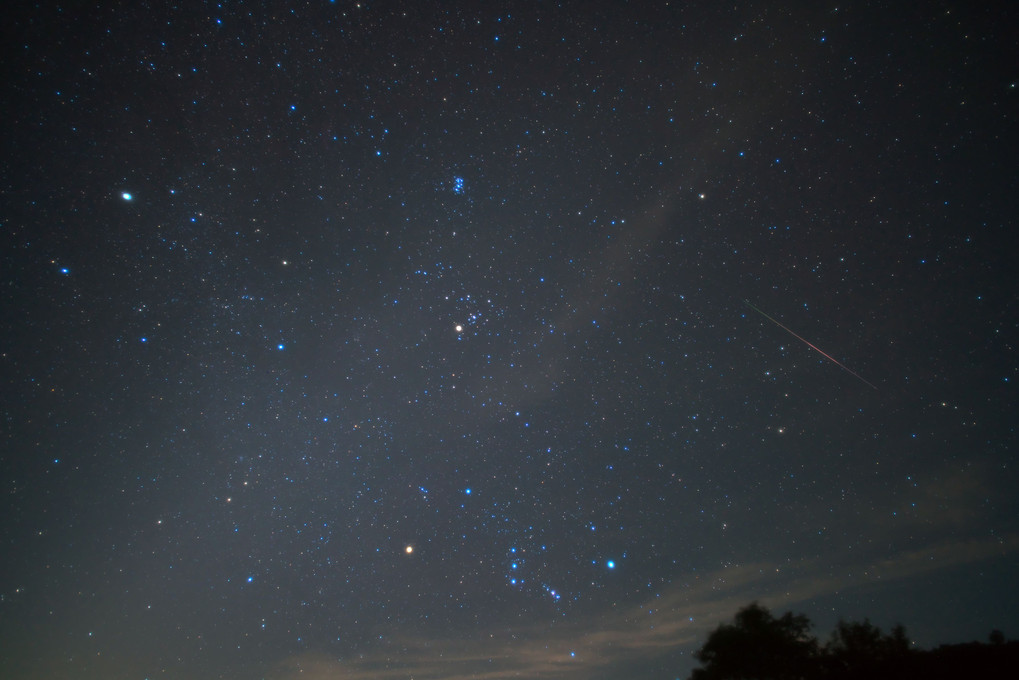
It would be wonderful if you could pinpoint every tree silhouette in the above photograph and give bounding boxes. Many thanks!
[822,619,911,679]
[688,603,1019,680]
[691,602,819,680]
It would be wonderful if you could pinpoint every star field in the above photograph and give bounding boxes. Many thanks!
[2,2,1017,679]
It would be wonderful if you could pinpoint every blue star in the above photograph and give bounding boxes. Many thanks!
[121,192,133,201]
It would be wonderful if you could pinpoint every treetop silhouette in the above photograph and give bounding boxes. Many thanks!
[689,602,1016,680]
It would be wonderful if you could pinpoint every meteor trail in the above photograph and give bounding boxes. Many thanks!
[744,300,878,390]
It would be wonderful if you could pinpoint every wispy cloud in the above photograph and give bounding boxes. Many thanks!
[268,533,1019,680]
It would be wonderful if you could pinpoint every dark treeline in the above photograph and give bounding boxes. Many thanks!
[689,603,1018,679]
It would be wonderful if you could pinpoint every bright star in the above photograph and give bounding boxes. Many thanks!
[122,192,133,201]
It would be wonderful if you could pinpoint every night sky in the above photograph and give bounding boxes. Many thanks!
[2,2,1017,679]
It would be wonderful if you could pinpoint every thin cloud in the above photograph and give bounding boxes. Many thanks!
[269,532,1019,679]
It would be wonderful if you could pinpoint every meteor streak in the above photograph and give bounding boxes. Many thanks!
[744,300,878,390]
